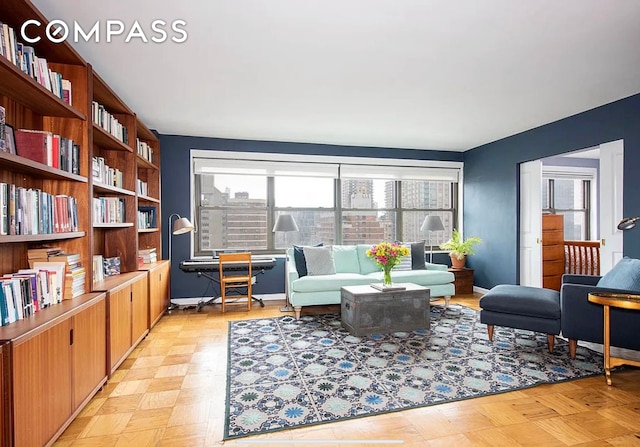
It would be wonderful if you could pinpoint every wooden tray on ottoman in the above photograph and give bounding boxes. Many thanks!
[340,283,430,336]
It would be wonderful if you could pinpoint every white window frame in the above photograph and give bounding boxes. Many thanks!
[189,149,464,257]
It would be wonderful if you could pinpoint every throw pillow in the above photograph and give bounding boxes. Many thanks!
[293,243,323,278]
[394,244,412,271]
[597,257,640,291]
[303,246,336,276]
[410,241,427,269]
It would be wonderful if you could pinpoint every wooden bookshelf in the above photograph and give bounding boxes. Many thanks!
[0,1,164,445]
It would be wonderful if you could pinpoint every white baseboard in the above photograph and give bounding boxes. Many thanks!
[473,286,489,294]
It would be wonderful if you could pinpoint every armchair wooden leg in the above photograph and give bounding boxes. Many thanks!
[547,334,555,352]
[294,306,302,320]
[569,339,577,358]
[487,324,494,341]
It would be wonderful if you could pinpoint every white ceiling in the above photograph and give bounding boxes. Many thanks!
[32,0,640,152]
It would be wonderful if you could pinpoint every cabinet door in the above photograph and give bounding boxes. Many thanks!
[0,343,6,447]
[73,298,107,410]
[109,286,133,373]
[132,276,149,345]
[149,262,170,328]
[13,320,73,447]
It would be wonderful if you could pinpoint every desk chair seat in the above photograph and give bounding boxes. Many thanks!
[219,253,252,312]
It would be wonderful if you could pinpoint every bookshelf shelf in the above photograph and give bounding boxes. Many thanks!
[0,151,88,182]
[138,228,159,233]
[93,223,135,229]
[93,182,136,196]
[0,232,86,243]
[136,155,157,170]
[92,124,133,152]
[0,58,86,120]
[138,194,160,203]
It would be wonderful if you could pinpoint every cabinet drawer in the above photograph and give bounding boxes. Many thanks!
[543,244,565,261]
[542,231,564,245]
[543,260,565,275]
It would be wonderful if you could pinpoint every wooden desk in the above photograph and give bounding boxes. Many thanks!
[449,268,474,295]
[587,292,640,385]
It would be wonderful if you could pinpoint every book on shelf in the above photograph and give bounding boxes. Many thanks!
[138,206,157,229]
[103,257,121,276]
[138,247,157,263]
[13,129,80,174]
[92,255,105,282]
[31,261,66,304]
[27,246,62,264]
[14,129,51,165]
[47,252,85,299]
[0,105,5,152]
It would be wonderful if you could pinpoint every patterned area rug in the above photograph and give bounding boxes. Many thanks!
[224,304,603,440]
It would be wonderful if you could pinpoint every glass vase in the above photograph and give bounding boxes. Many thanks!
[383,266,392,286]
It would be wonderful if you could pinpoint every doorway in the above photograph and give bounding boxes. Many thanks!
[519,140,624,287]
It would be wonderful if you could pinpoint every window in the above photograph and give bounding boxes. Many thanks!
[542,173,592,240]
[192,154,460,256]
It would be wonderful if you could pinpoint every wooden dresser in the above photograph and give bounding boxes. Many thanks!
[542,214,565,291]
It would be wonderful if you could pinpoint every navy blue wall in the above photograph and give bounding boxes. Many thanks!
[159,135,463,298]
[463,93,640,289]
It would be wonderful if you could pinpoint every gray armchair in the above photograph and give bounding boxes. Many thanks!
[560,274,640,358]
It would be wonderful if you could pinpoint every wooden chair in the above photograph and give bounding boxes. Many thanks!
[218,253,252,312]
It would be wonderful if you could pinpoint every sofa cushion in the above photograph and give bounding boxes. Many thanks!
[293,243,323,278]
[292,273,374,293]
[356,244,380,274]
[597,257,640,291]
[332,245,360,273]
[367,269,454,286]
[303,246,336,276]
[479,284,560,319]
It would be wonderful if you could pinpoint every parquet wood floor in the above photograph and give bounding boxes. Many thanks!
[53,295,640,446]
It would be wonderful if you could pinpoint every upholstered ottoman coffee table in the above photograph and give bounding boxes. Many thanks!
[341,283,430,336]
[479,284,561,352]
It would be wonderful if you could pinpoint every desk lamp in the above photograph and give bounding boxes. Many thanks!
[167,213,194,310]
[273,214,299,312]
[420,215,444,264]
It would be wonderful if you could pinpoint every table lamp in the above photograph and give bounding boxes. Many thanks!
[273,214,299,312]
[420,215,444,264]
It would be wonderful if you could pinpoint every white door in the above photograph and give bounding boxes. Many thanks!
[519,160,542,286]
[599,140,624,274]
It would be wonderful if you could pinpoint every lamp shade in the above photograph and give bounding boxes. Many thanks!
[420,215,444,232]
[273,214,299,232]
[617,216,639,231]
[173,217,194,235]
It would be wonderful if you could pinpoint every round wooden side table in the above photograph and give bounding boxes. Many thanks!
[587,292,640,385]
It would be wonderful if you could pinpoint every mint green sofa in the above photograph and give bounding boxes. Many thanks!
[286,245,455,319]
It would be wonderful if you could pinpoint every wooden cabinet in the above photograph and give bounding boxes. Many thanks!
[103,272,148,375]
[140,260,170,329]
[0,293,107,447]
[542,214,564,291]
[449,268,474,295]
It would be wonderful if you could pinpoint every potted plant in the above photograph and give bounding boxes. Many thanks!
[439,229,482,269]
